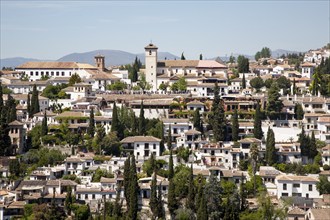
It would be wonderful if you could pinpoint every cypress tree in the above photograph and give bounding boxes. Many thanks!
[87,108,95,137]
[294,103,304,120]
[242,73,246,89]
[193,109,202,132]
[197,187,208,220]
[6,95,17,123]
[168,150,174,180]
[253,102,263,139]
[0,107,11,156]
[167,125,172,150]
[111,102,120,132]
[299,127,309,157]
[199,54,203,60]
[181,52,186,60]
[195,182,203,212]
[65,186,72,215]
[0,83,3,108]
[123,155,131,209]
[128,155,138,220]
[266,127,276,165]
[156,183,164,219]
[211,82,226,141]
[138,101,145,135]
[266,82,283,114]
[149,172,158,218]
[27,93,31,118]
[239,174,247,211]
[232,109,239,141]
[293,78,296,95]
[41,111,48,136]
[113,183,122,218]
[167,178,178,217]
[186,163,195,211]
[309,131,318,160]
[31,84,40,116]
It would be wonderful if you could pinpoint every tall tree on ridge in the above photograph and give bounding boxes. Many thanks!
[232,109,239,142]
[253,102,263,139]
[87,108,95,137]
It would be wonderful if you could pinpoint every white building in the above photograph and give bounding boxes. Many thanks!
[300,62,316,79]
[144,43,228,92]
[121,136,161,159]
[275,175,320,199]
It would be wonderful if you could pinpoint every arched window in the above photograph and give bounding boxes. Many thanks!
[149,50,152,55]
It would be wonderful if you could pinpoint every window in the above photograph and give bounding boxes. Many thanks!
[85,194,88,199]
[153,144,156,149]
[92,194,95,199]
[35,71,39,76]
[149,50,151,55]
[283,183,287,190]
[30,71,33,76]
[56,71,59,76]
[293,183,300,188]
[309,184,313,191]
[62,71,65,76]
[282,193,288,197]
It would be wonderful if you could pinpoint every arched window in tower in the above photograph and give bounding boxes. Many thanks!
[149,50,152,55]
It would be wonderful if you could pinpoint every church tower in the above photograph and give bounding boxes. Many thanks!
[144,43,158,91]
[94,55,105,71]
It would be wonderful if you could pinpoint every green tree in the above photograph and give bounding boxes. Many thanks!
[232,109,239,141]
[309,131,318,160]
[41,111,48,136]
[298,127,310,157]
[87,108,95,138]
[199,54,203,60]
[193,109,202,132]
[239,174,248,211]
[210,82,226,141]
[137,73,151,91]
[171,77,187,91]
[128,155,139,220]
[0,108,12,156]
[317,176,330,195]
[276,76,291,95]
[123,155,131,209]
[5,95,17,123]
[9,158,20,178]
[156,183,165,219]
[249,77,264,92]
[204,173,222,219]
[186,163,195,211]
[159,82,169,91]
[250,143,259,197]
[107,81,127,91]
[68,73,82,86]
[138,101,146,135]
[253,102,263,139]
[197,188,208,220]
[264,78,274,89]
[266,127,276,165]
[310,68,321,95]
[65,186,73,215]
[149,172,158,219]
[292,78,297,95]
[181,52,186,60]
[30,84,40,116]
[294,103,304,120]
[168,177,178,217]
[267,82,283,115]
[237,55,249,73]
[242,73,246,89]
[167,125,172,150]
[169,150,174,179]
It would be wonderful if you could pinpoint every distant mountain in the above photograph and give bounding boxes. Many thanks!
[271,49,302,58]
[58,50,179,67]
[0,57,44,69]
[0,48,303,69]
[0,50,179,69]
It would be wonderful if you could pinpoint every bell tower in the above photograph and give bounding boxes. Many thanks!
[94,55,105,71]
[144,43,158,91]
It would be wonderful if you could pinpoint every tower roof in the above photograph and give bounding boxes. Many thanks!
[145,43,158,50]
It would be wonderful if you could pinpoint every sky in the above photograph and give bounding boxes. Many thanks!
[0,0,329,60]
